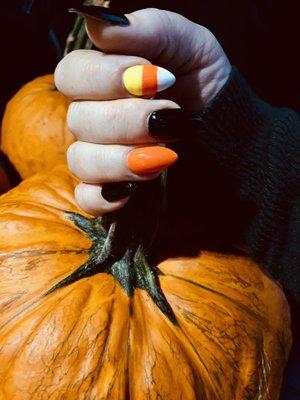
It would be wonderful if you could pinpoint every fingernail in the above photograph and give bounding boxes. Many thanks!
[69,5,130,26]
[123,65,176,97]
[101,181,138,202]
[128,146,178,175]
[148,109,201,141]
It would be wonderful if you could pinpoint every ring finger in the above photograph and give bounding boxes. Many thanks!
[67,141,178,184]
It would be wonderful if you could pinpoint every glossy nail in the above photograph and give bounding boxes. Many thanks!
[128,146,178,175]
[148,109,201,141]
[69,5,129,26]
[123,65,176,97]
[102,181,138,202]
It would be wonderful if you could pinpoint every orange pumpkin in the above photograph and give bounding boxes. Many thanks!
[0,165,291,399]
[1,75,74,179]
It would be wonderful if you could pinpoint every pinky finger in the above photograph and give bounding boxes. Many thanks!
[75,182,131,215]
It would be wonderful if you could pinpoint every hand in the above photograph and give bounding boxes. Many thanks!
[55,6,231,215]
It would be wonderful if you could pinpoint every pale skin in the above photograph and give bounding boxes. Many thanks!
[55,8,231,215]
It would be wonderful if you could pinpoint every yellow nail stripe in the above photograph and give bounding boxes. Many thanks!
[123,66,143,96]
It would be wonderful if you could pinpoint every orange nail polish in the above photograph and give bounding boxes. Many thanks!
[128,146,178,175]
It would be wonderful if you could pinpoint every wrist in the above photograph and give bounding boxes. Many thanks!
[186,26,232,110]
[198,30,232,107]
[201,59,232,107]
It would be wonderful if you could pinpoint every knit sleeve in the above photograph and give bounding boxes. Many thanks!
[195,66,300,304]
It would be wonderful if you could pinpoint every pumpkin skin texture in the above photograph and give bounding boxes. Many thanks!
[1,75,74,179]
[0,166,291,400]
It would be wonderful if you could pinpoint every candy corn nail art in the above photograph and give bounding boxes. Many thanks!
[123,65,176,96]
[127,146,178,174]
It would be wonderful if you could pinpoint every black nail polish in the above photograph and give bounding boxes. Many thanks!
[148,109,201,141]
[101,182,138,202]
[69,5,129,26]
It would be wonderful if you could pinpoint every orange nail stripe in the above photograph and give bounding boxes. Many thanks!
[123,65,175,96]
[127,146,178,175]
[142,65,158,96]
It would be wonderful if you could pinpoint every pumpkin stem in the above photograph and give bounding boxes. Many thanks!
[46,172,176,322]
[64,0,110,56]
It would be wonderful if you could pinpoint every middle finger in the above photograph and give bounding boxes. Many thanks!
[67,98,180,144]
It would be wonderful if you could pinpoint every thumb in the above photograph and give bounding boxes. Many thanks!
[71,6,210,72]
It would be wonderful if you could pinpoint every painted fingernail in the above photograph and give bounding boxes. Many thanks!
[69,5,130,26]
[101,181,138,202]
[123,65,176,97]
[148,109,201,141]
[128,146,178,175]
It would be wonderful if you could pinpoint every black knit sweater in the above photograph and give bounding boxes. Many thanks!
[159,67,299,306]
[198,67,299,303]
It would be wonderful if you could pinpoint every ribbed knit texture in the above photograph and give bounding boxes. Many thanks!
[195,67,300,304]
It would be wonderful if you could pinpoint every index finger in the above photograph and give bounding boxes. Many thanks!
[54,50,175,100]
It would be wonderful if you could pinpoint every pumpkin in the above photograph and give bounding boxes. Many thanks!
[0,75,74,179]
[0,165,291,399]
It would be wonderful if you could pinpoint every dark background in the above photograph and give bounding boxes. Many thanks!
[0,0,299,118]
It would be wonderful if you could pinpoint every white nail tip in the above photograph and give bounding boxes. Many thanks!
[157,67,176,92]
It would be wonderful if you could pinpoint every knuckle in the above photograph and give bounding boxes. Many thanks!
[54,59,65,92]
[54,51,80,77]
[74,184,89,211]
[67,102,80,133]
[67,141,80,157]
[55,50,97,96]
[136,8,176,34]
[67,141,81,171]
[54,52,78,93]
